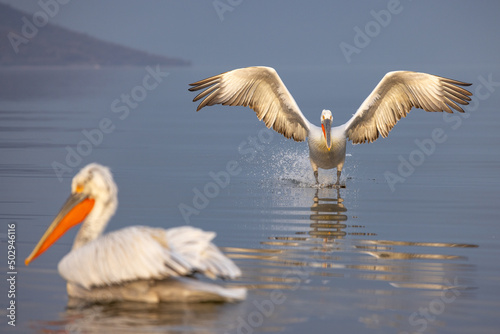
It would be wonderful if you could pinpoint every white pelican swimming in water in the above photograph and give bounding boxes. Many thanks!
[25,163,245,303]
[189,67,472,185]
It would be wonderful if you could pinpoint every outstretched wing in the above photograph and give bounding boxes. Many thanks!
[343,71,472,144]
[189,66,311,141]
[58,226,241,289]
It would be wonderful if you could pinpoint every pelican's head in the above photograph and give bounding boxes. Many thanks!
[321,109,333,150]
[25,163,118,265]
[71,163,117,204]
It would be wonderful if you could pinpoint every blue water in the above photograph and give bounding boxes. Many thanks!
[1,66,499,333]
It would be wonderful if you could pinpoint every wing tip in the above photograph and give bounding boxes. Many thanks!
[462,82,472,87]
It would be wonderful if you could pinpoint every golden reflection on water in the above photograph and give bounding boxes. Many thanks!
[219,187,480,332]
[224,187,478,293]
[42,187,479,333]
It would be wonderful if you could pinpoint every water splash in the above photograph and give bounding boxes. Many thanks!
[247,144,355,188]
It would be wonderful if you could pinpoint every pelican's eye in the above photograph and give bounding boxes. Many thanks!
[75,184,84,193]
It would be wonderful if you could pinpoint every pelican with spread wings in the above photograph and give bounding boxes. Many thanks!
[25,163,245,303]
[189,67,472,186]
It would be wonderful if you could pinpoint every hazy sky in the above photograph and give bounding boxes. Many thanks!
[2,0,499,69]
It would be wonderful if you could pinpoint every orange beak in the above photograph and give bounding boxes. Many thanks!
[25,193,95,266]
[322,118,332,151]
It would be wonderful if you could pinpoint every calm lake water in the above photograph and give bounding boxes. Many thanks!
[1,66,499,333]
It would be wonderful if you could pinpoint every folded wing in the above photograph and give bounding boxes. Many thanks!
[58,226,241,289]
[343,71,472,144]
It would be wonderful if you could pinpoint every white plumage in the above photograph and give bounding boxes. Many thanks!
[189,67,472,185]
[25,163,245,303]
[343,71,472,144]
[58,225,241,289]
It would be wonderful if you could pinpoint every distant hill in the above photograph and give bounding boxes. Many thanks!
[0,3,190,67]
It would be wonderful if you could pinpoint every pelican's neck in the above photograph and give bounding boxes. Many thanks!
[72,196,117,250]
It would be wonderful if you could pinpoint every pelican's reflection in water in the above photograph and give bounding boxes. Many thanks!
[224,186,478,333]
[35,301,247,334]
[230,187,477,288]
[262,188,352,257]
[308,188,347,239]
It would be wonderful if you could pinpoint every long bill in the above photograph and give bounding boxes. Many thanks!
[25,192,95,266]
[322,118,332,151]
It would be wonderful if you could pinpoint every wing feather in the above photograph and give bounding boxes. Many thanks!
[58,226,241,289]
[189,66,311,142]
[343,71,472,144]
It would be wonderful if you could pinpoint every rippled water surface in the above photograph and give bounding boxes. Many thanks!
[1,66,499,333]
